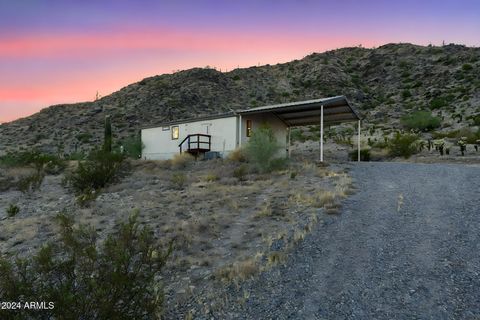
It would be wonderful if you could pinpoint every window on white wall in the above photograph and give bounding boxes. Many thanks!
[171,126,179,140]
[246,120,252,137]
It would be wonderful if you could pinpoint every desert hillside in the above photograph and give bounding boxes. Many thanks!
[1,43,479,155]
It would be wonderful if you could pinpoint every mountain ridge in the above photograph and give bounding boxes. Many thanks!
[1,42,479,155]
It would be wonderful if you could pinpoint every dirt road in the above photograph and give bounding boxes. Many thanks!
[225,162,480,319]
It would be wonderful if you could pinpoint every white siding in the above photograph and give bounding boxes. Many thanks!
[142,116,238,160]
[141,113,288,160]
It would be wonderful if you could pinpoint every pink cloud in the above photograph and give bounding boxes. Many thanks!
[0,28,381,59]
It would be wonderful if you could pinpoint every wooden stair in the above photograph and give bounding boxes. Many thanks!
[178,134,211,158]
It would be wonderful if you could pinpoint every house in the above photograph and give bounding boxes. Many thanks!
[141,96,361,161]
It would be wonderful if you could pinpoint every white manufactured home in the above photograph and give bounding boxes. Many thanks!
[141,96,361,161]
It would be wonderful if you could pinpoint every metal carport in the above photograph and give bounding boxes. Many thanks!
[236,96,362,161]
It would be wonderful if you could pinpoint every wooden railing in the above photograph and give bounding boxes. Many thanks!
[179,134,211,154]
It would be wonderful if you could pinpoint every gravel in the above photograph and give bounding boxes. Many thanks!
[220,162,480,319]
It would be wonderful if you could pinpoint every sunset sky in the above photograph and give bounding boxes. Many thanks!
[1,0,479,123]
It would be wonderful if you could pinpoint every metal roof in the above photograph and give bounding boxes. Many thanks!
[141,111,235,129]
[236,96,360,126]
[142,96,360,130]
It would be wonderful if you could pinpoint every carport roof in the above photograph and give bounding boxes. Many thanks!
[141,96,360,129]
[236,95,360,126]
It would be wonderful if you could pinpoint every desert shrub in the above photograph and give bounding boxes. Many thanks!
[244,126,283,173]
[76,132,92,143]
[388,133,419,158]
[467,114,480,126]
[348,149,371,161]
[290,128,307,142]
[65,149,126,202]
[402,89,412,99]
[0,151,65,173]
[120,134,144,159]
[67,152,87,160]
[227,148,246,162]
[6,204,19,217]
[17,171,45,193]
[171,153,194,169]
[268,157,288,171]
[432,128,480,144]
[290,171,297,179]
[429,97,448,110]
[0,211,172,319]
[203,173,219,182]
[401,111,441,131]
[170,172,187,189]
[233,164,248,181]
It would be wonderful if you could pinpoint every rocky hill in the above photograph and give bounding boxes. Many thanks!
[1,43,479,155]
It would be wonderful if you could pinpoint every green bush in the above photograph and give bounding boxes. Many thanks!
[349,149,371,161]
[402,89,412,99]
[76,132,92,143]
[401,111,441,131]
[467,114,480,126]
[6,204,19,217]
[388,133,419,158]
[429,97,448,109]
[0,151,65,173]
[120,134,144,159]
[233,164,248,181]
[245,126,283,173]
[65,150,126,202]
[0,211,172,319]
[462,63,473,71]
[290,128,307,142]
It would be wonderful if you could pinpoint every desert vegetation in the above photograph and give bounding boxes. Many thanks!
[0,211,172,319]
[0,142,354,318]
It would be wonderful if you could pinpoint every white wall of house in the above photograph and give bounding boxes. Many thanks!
[141,116,238,160]
[141,112,288,160]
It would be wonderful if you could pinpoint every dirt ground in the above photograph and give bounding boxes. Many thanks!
[217,162,480,319]
[0,155,354,317]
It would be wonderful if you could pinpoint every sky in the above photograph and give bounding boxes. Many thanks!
[1,0,479,123]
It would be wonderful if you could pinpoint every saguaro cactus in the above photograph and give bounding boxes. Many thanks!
[104,115,112,153]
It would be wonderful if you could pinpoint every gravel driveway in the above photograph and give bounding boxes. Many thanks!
[224,162,480,319]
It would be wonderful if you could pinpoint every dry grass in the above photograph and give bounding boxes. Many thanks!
[0,157,354,316]
[267,252,287,267]
[255,201,273,218]
[215,258,258,283]
[227,148,246,162]
[171,153,195,169]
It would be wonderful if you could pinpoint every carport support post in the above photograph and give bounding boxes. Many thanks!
[238,114,242,148]
[320,104,324,162]
[287,126,291,158]
[357,120,361,162]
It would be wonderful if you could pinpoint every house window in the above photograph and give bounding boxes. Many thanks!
[246,120,252,137]
[171,126,179,140]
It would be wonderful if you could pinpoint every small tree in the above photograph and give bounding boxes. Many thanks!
[244,126,283,173]
[388,133,419,158]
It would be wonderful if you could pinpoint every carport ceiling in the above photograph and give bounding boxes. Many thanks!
[236,95,360,126]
